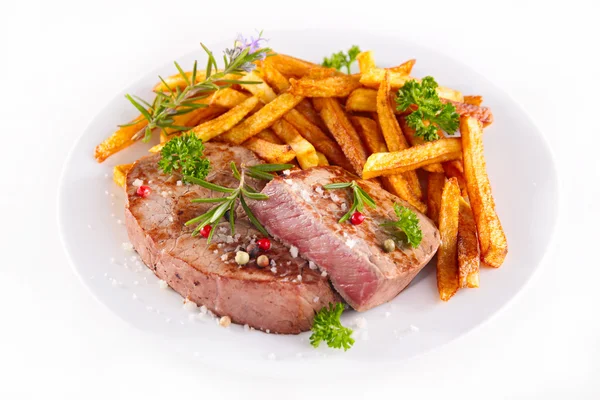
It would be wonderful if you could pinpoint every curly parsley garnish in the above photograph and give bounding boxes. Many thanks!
[158,134,210,183]
[321,45,361,74]
[185,162,293,243]
[395,76,459,141]
[310,303,354,351]
[323,181,377,223]
[381,203,423,248]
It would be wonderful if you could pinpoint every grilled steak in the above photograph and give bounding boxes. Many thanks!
[249,167,440,311]
[124,143,337,334]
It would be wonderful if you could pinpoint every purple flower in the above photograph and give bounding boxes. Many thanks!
[235,32,268,54]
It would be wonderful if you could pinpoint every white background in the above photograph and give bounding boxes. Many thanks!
[1,0,599,398]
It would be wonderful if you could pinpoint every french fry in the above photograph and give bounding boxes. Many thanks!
[442,160,469,197]
[258,62,291,94]
[239,71,277,103]
[460,117,507,267]
[306,68,341,79]
[350,115,426,212]
[255,129,283,144]
[95,115,147,163]
[186,105,228,127]
[458,198,480,288]
[272,119,319,169]
[398,116,445,173]
[437,177,461,301]
[445,99,494,127]
[242,137,296,164]
[346,88,378,113]
[220,93,304,145]
[295,99,328,132]
[427,172,445,226]
[211,88,250,108]
[376,71,422,198]
[188,96,261,142]
[388,59,415,75]
[316,152,329,166]
[463,95,483,106]
[357,51,376,73]
[113,163,134,188]
[362,138,463,179]
[263,53,321,78]
[360,69,464,102]
[289,75,361,97]
[160,131,169,144]
[283,109,352,170]
[317,98,368,175]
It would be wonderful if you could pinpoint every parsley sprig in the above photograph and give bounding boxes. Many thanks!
[381,203,423,248]
[310,303,355,351]
[321,45,361,74]
[323,181,376,223]
[395,76,460,141]
[125,33,272,142]
[158,134,210,183]
[184,162,293,243]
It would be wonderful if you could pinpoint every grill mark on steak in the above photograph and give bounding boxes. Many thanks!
[125,143,338,334]
[249,166,441,311]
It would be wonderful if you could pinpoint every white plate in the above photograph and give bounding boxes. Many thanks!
[58,30,558,375]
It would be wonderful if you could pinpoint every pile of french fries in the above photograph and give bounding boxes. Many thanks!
[99,50,506,301]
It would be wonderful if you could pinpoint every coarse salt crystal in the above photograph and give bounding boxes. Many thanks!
[313,296,319,303]
[220,254,228,261]
[200,305,208,315]
[297,274,302,281]
[132,179,143,187]
[270,267,277,273]
[266,329,270,333]
[176,180,182,186]
[244,324,250,332]
[346,238,357,248]
[213,249,218,254]
[158,279,169,290]
[168,216,174,222]
[283,169,291,176]
[284,179,293,185]
[270,259,276,267]
[321,271,327,277]
[315,186,324,195]
[354,317,367,329]
[161,191,168,198]
[330,193,340,202]
[183,300,198,311]
[289,245,299,258]
[300,190,312,202]
[341,202,348,211]
[130,255,137,262]
[308,261,317,270]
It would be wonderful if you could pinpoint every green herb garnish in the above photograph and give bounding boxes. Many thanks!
[158,133,210,183]
[310,303,354,351]
[184,162,293,243]
[395,76,459,141]
[321,45,361,74]
[323,181,376,223]
[381,203,423,248]
[125,32,272,142]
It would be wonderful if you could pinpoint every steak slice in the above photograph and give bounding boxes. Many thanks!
[249,166,440,311]
[124,143,337,334]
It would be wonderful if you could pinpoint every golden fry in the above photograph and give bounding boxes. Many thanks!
[283,109,352,170]
[427,172,446,226]
[242,137,296,164]
[239,71,277,103]
[357,51,376,73]
[362,138,463,179]
[376,71,422,198]
[437,177,461,301]
[295,99,328,132]
[258,62,290,94]
[398,116,444,173]
[113,163,134,188]
[442,160,469,197]
[255,129,283,144]
[95,115,147,163]
[317,98,368,175]
[446,99,494,127]
[345,88,378,113]
[262,53,321,78]
[306,68,341,79]
[381,175,427,213]
[316,152,329,166]
[458,198,480,288]
[463,95,483,106]
[289,75,361,97]
[211,88,250,108]
[220,93,304,145]
[272,119,319,169]
[188,96,261,142]
[460,117,507,267]
[388,59,415,75]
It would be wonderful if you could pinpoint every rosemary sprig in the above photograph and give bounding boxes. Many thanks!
[323,181,377,223]
[126,32,272,142]
[185,162,293,243]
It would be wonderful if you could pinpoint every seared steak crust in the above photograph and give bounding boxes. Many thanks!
[125,143,337,334]
[250,166,440,311]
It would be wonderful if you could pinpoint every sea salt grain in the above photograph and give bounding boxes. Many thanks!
[354,317,367,329]
[346,238,357,249]
[183,300,198,311]
[200,305,208,315]
[309,261,317,270]
[314,186,324,195]
[313,296,319,303]
[289,245,299,258]
[158,279,169,290]
[270,267,277,273]
[176,180,183,186]
[282,169,291,176]
[297,275,302,282]
[132,179,144,187]
[321,271,327,277]
[284,179,293,185]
